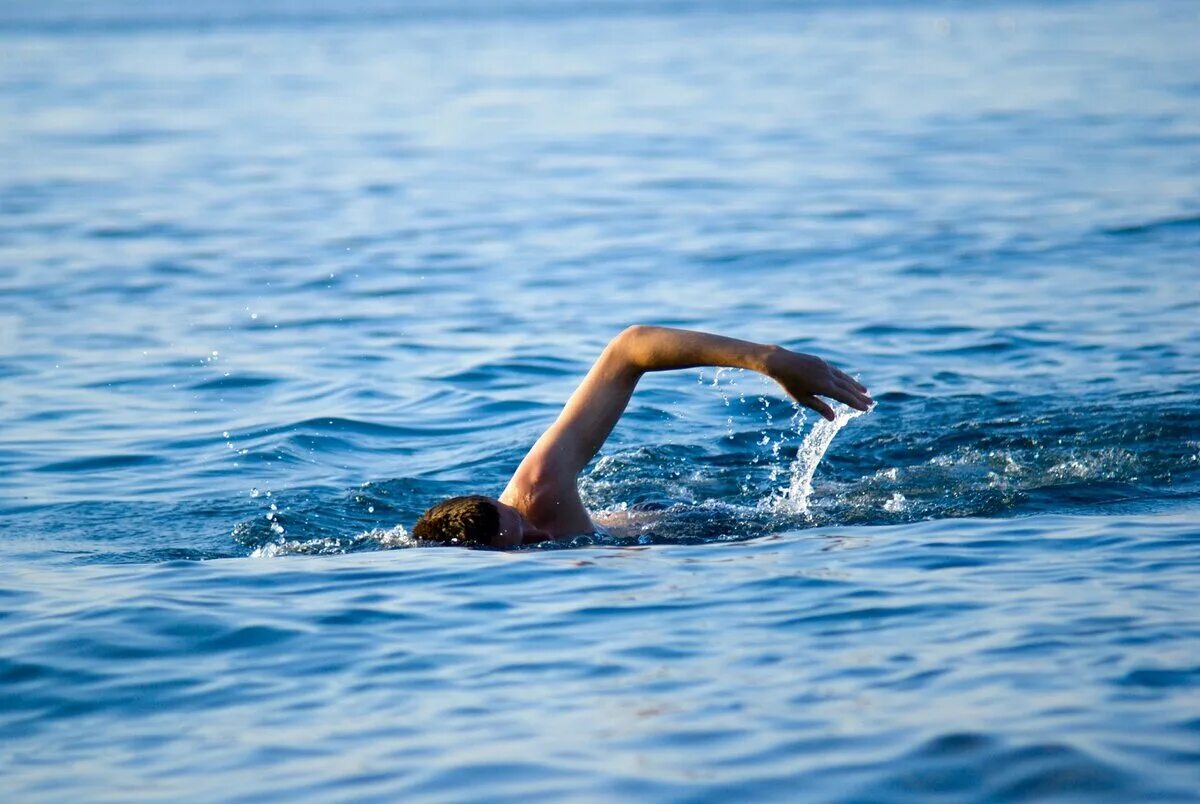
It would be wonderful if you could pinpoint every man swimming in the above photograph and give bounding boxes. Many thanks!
[412,326,872,548]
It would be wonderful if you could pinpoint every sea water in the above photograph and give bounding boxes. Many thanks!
[2,0,1199,799]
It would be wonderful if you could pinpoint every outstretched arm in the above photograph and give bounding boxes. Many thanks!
[501,326,871,529]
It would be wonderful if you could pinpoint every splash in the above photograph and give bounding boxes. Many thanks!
[769,404,868,515]
[248,524,415,558]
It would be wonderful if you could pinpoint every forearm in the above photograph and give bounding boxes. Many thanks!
[614,324,872,420]
[507,326,870,497]
[615,325,776,377]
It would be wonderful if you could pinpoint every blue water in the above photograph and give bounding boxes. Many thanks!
[2,0,1200,799]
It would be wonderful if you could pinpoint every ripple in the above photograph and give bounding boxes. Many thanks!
[857,735,1134,801]
[198,624,302,652]
[35,454,164,473]
[1119,667,1200,689]
[1103,213,1200,236]
[190,374,281,390]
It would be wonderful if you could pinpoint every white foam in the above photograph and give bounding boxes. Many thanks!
[250,524,414,558]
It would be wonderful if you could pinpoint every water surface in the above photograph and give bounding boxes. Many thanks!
[1,0,1199,799]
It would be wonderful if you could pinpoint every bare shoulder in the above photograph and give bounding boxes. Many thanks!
[501,461,593,536]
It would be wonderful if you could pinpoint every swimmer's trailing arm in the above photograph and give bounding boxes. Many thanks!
[506,326,873,505]
[617,325,872,421]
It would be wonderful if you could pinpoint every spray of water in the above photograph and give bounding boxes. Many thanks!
[768,404,868,515]
[244,387,871,556]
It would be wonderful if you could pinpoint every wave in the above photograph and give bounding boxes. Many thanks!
[1103,213,1200,237]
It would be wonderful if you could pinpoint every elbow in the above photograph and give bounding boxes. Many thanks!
[616,324,651,343]
[606,325,651,377]
[614,324,658,354]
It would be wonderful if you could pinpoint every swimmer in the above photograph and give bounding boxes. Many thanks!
[412,326,872,548]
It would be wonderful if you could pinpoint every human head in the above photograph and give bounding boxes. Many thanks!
[411,495,549,549]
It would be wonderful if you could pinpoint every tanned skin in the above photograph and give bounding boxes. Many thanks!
[485,326,873,548]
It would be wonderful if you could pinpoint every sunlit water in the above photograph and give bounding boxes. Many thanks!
[2,0,1199,799]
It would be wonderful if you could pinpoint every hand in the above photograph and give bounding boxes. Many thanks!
[762,347,873,421]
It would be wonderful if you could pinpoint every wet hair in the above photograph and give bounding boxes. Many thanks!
[411,495,500,547]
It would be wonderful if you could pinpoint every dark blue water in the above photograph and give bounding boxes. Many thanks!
[2,0,1199,799]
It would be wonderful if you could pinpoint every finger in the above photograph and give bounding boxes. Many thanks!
[825,381,871,411]
[830,366,866,393]
[831,374,872,400]
[798,394,835,421]
[833,367,869,394]
[840,381,878,410]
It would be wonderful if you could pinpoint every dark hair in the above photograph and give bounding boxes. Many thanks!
[412,495,499,547]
